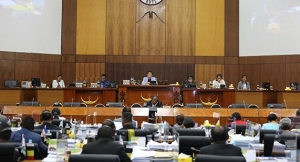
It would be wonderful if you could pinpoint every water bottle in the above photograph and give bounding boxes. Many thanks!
[26,139,34,160]
[82,80,87,87]
[119,134,124,146]
[65,123,71,135]
[209,80,213,88]
[97,80,100,87]
[231,117,236,135]
[100,82,104,88]
[199,81,203,88]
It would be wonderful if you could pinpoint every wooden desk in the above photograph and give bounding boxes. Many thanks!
[118,85,181,106]
[0,88,21,105]
[277,91,300,108]
[182,88,235,107]
[235,91,277,108]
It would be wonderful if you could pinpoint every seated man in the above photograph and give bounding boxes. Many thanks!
[81,126,132,162]
[35,110,61,130]
[145,95,163,108]
[182,116,195,128]
[200,126,245,159]
[120,112,136,130]
[0,120,12,142]
[114,107,138,128]
[174,114,185,128]
[10,116,48,153]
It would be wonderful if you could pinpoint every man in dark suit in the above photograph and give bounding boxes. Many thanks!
[114,107,138,128]
[120,112,136,130]
[34,110,61,130]
[81,126,132,162]
[200,126,245,158]
[145,95,163,108]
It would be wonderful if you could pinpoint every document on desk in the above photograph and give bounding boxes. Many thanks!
[131,147,156,162]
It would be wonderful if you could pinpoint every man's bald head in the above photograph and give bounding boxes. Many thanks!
[211,126,229,142]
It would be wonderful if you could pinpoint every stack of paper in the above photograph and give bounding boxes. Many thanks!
[231,135,254,147]
[131,147,155,162]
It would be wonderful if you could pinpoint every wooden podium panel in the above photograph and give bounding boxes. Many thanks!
[37,89,63,106]
[277,91,300,108]
[118,85,181,106]
[235,91,277,108]
[182,88,235,107]
[63,88,117,106]
[0,89,21,105]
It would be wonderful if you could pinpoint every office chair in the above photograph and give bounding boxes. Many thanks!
[0,143,19,162]
[172,103,184,108]
[174,128,206,136]
[179,136,211,157]
[69,154,120,162]
[94,103,105,107]
[264,134,276,156]
[52,102,63,107]
[131,103,142,108]
[195,154,246,162]
[236,125,247,135]
[186,103,203,108]
[248,104,259,108]
[211,104,222,108]
[52,119,72,128]
[22,101,41,106]
[259,129,277,144]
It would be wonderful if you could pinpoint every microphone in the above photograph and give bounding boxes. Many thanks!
[32,98,34,106]
[284,99,288,108]
[191,147,200,152]
[71,98,74,107]
[196,101,198,108]
[243,100,246,108]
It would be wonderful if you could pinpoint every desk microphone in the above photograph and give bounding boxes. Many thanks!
[243,100,246,108]
[71,98,74,107]
[284,99,288,108]
[32,98,34,106]
[196,101,198,108]
[191,147,200,152]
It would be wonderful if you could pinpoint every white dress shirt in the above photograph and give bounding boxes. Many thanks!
[212,80,226,88]
[52,80,65,88]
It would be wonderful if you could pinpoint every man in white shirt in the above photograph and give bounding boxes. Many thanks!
[52,74,65,88]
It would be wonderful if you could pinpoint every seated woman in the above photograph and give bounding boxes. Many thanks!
[212,74,226,88]
[185,76,197,87]
[142,71,157,85]
[237,75,250,90]
[261,113,279,131]
[231,112,247,125]
[182,117,195,129]
[278,118,292,144]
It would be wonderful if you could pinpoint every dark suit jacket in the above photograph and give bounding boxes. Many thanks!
[34,122,61,130]
[120,124,136,130]
[200,142,244,157]
[82,138,132,162]
[145,100,163,108]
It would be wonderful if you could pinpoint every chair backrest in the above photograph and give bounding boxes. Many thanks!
[259,129,277,143]
[279,134,298,149]
[94,103,105,107]
[172,104,184,108]
[267,103,284,108]
[264,134,276,156]
[179,136,211,157]
[11,142,42,160]
[4,79,18,88]
[236,125,247,135]
[248,104,259,108]
[175,128,206,136]
[0,143,19,162]
[195,154,246,162]
[52,119,72,128]
[63,102,81,107]
[186,103,203,108]
[22,101,41,106]
[52,102,63,107]
[131,103,142,108]
[109,81,117,88]
[106,102,124,107]
[211,104,221,108]
[32,129,61,139]
[80,103,88,107]
[69,154,120,162]
[230,103,249,108]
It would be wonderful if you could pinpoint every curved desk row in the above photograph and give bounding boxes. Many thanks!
[3,106,298,126]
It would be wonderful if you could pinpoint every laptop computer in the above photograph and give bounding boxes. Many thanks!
[149,81,157,85]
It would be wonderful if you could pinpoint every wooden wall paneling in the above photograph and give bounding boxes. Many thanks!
[166,0,195,56]
[76,55,106,63]
[61,63,76,86]
[39,62,61,86]
[238,64,261,89]
[224,65,239,87]
[0,60,15,86]
[195,64,224,86]
[285,63,300,86]
[163,64,194,84]
[2,51,16,60]
[261,64,286,90]
[195,0,224,56]
[14,61,40,82]
[106,0,136,55]
[61,0,77,54]
[135,0,166,55]
[15,53,40,61]
[195,56,224,64]
[76,0,106,55]
[261,56,286,64]
[76,63,105,84]
[224,0,239,57]
[39,54,61,62]
[239,56,261,65]
[105,55,166,63]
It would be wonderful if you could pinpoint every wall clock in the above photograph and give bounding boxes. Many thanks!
[140,0,163,5]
